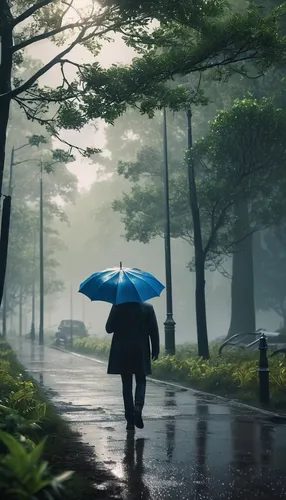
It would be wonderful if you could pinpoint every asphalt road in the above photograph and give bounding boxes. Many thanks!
[10,337,286,500]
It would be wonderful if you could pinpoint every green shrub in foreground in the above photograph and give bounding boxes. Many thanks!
[72,337,286,406]
[0,431,72,500]
[0,337,73,498]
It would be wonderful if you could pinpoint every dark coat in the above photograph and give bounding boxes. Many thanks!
[106,302,160,375]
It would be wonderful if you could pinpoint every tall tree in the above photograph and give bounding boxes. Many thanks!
[114,98,286,354]
[254,225,286,329]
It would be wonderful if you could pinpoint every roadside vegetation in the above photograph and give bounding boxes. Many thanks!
[72,337,286,409]
[0,337,120,500]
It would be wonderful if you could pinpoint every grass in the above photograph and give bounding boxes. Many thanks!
[72,337,286,409]
[0,336,121,500]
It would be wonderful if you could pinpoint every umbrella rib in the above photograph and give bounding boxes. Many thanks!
[92,274,118,302]
[79,271,117,291]
[126,270,163,295]
[123,271,142,302]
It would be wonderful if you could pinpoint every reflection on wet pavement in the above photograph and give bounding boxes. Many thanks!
[194,402,209,499]
[165,391,176,462]
[10,338,286,500]
[122,436,150,500]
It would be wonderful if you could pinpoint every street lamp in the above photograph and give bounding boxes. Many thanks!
[30,230,36,342]
[19,283,23,337]
[162,107,176,355]
[39,160,44,345]
[70,284,73,345]
[37,147,72,346]
[82,294,85,323]
[2,283,7,338]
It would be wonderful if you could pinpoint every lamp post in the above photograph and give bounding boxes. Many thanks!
[82,294,85,323]
[19,283,22,336]
[39,160,44,345]
[162,107,176,355]
[30,230,36,342]
[2,283,7,338]
[2,146,15,339]
[70,284,73,346]
[258,333,270,405]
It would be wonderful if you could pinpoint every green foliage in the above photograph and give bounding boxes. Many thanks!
[28,134,48,147]
[4,381,47,420]
[2,0,150,154]
[72,337,286,407]
[73,337,111,359]
[0,338,73,498]
[2,103,77,317]
[0,340,46,423]
[2,0,286,155]
[0,403,41,439]
[114,97,286,271]
[100,0,228,22]
[0,338,109,500]
[82,3,286,121]
[0,431,73,500]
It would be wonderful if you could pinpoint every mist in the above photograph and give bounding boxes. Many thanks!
[4,3,284,346]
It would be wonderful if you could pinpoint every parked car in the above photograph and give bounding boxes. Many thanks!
[54,320,88,346]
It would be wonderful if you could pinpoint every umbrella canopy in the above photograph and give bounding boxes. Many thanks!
[79,264,165,305]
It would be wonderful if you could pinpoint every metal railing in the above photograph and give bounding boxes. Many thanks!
[219,330,263,356]
[219,328,285,356]
[218,330,282,406]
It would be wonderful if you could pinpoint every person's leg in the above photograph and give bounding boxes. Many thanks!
[121,374,135,429]
[134,374,146,429]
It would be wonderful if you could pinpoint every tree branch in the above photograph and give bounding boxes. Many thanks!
[7,13,129,101]
[14,142,30,152]
[61,0,75,20]
[5,28,88,99]
[13,21,88,53]
[13,0,54,27]
[203,200,233,257]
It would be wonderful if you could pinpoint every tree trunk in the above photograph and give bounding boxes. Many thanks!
[228,199,256,337]
[0,196,11,306]
[2,284,7,338]
[0,4,13,308]
[0,4,13,196]
[195,255,209,358]
[39,165,44,345]
[19,285,23,337]
[187,110,209,359]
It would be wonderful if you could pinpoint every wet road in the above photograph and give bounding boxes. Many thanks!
[10,338,286,500]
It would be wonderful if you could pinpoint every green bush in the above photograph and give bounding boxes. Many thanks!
[0,431,72,500]
[71,337,286,408]
[0,337,73,498]
[73,337,111,359]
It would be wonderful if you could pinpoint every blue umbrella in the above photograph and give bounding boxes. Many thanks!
[79,263,165,305]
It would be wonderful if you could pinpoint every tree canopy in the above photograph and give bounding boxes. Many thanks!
[1,1,286,151]
[114,97,286,267]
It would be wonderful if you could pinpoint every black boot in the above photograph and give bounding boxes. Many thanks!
[134,405,144,429]
[125,411,135,432]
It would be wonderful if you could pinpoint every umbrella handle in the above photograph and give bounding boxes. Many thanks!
[120,261,122,269]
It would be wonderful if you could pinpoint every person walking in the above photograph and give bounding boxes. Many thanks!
[106,301,160,432]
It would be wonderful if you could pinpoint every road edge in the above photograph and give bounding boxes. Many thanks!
[50,345,286,420]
